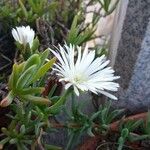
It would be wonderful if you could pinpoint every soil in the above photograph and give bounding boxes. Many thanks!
[77,134,150,150]
[0,34,15,76]
[0,33,15,133]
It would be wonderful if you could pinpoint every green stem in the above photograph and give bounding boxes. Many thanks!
[71,92,77,114]
[8,120,17,130]
[66,131,82,150]
[117,137,124,150]
[47,88,72,114]
[66,133,75,150]
[117,143,124,150]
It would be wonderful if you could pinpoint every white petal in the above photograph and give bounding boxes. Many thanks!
[75,46,82,68]
[79,50,95,73]
[74,86,80,96]
[65,83,72,89]
[12,29,20,42]
[99,90,118,100]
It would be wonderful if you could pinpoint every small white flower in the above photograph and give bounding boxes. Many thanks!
[50,44,120,100]
[12,26,35,48]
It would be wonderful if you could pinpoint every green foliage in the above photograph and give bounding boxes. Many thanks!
[97,102,124,132]
[0,0,111,46]
[64,100,123,149]
[127,112,150,143]
[98,0,120,15]
[144,111,150,135]
[66,14,96,45]
[44,144,62,150]
[117,114,150,150]
[27,0,48,16]
[0,101,62,149]
[117,119,143,150]
[0,0,55,30]
[46,89,72,115]
[7,52,55,105]
[0,1,18,33]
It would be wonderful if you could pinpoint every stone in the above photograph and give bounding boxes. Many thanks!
[109,0,150,113]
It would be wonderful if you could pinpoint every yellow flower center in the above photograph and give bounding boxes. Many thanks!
[74,74,87,83]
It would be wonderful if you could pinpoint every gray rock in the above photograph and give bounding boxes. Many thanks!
[110,0,150,113]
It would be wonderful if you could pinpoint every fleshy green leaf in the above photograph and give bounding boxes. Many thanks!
[20,125,25,134]
[44,144,62,150]
[0,137,10,146]
[47,89,71,114]
[67,14,79,44]
[31,37,39,53]
[8,64,18,89]
[8,63,25,90]
[23,54,40,71]
[40,49,50,66]
[31,57,56,83]
[129,134,149,142]
[90,111,101,121]
[16,65,37,89]
[21,94,51,105]
[9,138,18,144]
[19,87,45,95]
[87,127,95,137]
[121,128,129,138]
[18,0,28,18]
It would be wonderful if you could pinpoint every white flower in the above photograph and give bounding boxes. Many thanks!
[12,26,35,48]
[50,44,120,100]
